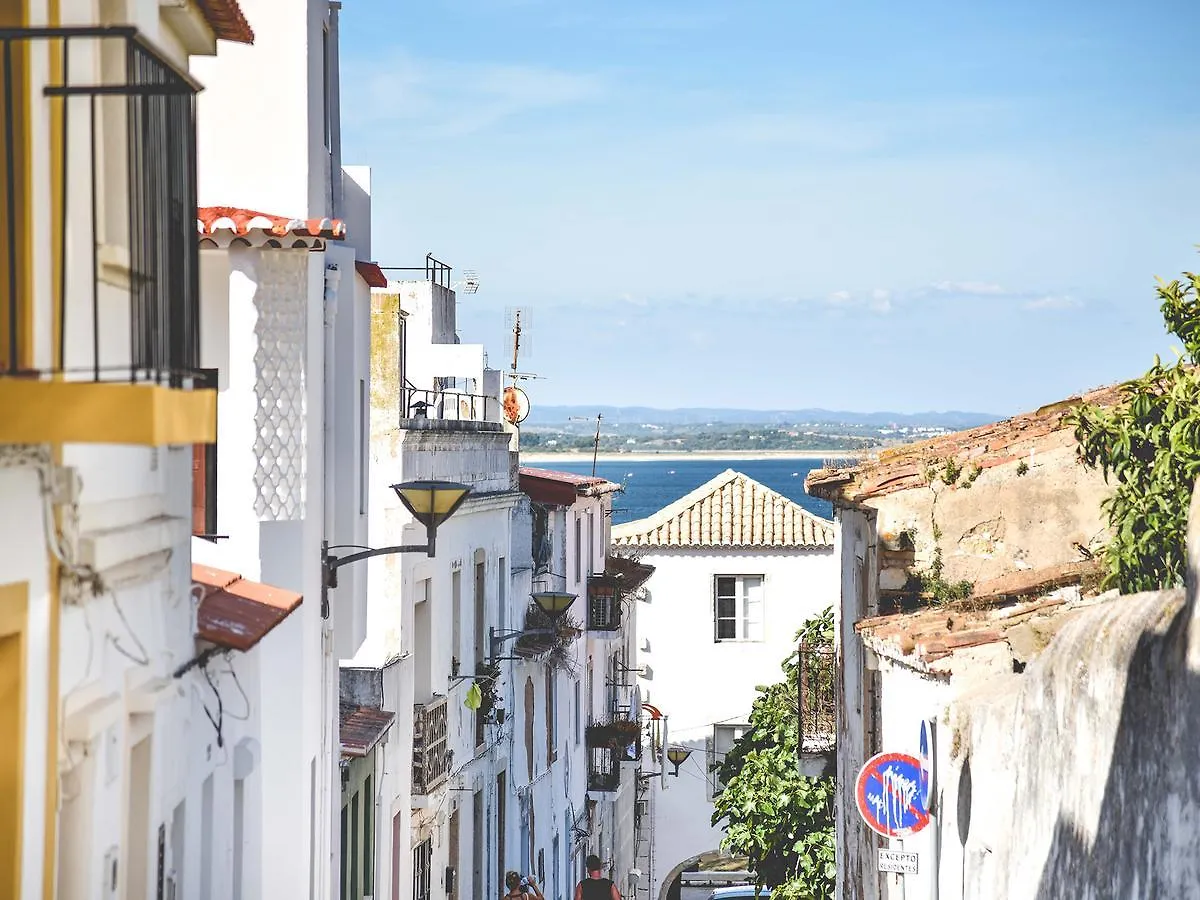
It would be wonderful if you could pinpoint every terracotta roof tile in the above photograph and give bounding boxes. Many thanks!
[806,382,1126,503]
[339,703,396,758]
[355,261,388,288]
[192,563,303,653]
[196,0,254,44]
[197,206,346,239]
[612,469,834,549]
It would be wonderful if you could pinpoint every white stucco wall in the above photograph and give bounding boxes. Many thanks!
[635,545,838,900]
[191,0,337,219]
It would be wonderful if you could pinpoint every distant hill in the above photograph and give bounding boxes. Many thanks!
[524,405,1000,430]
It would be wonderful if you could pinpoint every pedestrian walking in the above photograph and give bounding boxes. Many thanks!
[574,855,620,900]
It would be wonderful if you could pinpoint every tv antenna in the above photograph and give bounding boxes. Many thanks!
[504,307,542,383]
[569,413,603,477]
[502,307,539,425]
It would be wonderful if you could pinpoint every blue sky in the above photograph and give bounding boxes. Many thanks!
[339,0,1200,416]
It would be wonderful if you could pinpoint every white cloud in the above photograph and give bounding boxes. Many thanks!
[344,55,606,138]
[1023,294,1083,311]
[928,280,1006,296]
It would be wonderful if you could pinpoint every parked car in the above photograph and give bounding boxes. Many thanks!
[707,887,772,899]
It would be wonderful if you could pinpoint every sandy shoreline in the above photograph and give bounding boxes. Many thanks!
[519,449,865,464]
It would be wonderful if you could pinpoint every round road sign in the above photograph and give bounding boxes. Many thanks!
[855,751,931,838]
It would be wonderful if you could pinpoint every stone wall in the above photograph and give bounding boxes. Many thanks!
[942,489,1200,898]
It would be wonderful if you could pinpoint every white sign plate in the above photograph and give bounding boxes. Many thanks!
[878,850,919,874]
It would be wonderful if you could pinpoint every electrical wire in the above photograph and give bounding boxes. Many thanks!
[220,657,251,721]
[201,660,225,748]
[104,587,150,666]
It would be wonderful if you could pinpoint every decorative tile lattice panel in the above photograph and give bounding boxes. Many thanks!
[252,252,308,521]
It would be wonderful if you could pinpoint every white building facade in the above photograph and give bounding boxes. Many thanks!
[612,470,838,900]
[0,0,249,897]
[516,467,653,900]
[186,1,383,897]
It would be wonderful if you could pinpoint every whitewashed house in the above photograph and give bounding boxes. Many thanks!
[611,469,838,900]
[354,270,518,900]
[804,389,1117,900]
[515,467,653,900]
[187,1,384,897]
[0,0,248,897]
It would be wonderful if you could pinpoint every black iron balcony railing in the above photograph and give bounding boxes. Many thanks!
[0,27,200,383]
[404,383,498,424]
[586,719,642,764]
[381,253,452,289]
[588,744,620,792]
[797,637,836,754]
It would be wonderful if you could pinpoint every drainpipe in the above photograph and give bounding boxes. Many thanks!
[322,261,342,900]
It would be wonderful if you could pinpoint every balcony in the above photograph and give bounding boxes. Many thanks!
[412,695,451,798]
[797,637,836,777]
[587,718,642,776]
[0,27,214,446]
[404,382,501,429]
[586,577,621,633]
[587,745,620,793]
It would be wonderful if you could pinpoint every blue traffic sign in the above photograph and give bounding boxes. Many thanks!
[855,752,931,838]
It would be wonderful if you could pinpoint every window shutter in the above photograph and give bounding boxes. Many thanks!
[191,444,206,535]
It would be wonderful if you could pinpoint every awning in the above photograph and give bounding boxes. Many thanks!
[355,260,389,288]
[191,563,303,653]
[604,555,655,592]
[339,703,396,757]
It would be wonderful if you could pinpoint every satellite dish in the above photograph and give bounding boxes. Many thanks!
[503,386,530,424]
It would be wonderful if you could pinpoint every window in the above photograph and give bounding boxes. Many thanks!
[586,511,594,576]
[363,774,374,896]
[322,27,332,150]
[574,517,582,583]
[413,838,432,900]
[358,378,367,515]
[498,557,507,631]
[709,724,749,797]
[546,672,557,765]
[713,575,764,641]
[452,569,462,666]
[191,368,219,538]
[574,681,581,745]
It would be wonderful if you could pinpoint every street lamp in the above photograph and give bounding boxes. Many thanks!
[321,480,471,616]
[531,590,577,620]
[489,591,578,659]
[666,746,692,777]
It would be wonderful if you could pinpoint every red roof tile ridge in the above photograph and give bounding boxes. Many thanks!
[197,206,346,238]
[807,381,1127,502]
[195,0,255,44]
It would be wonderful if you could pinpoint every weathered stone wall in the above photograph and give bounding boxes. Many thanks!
[873,444,1110,589]
[941,490,1200,898]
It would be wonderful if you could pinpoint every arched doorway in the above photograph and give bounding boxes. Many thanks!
[658,851,719,900]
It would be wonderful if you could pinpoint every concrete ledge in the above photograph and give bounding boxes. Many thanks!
[398,417,504,433]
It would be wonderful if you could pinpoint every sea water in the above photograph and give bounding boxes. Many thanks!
[535,457,834,525]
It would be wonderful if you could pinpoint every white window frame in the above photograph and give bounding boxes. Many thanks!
[708,723,750,799]
[713,575,764,642]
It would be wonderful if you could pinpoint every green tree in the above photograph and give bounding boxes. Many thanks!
[1069,271,1200,593]
[711,608,836,900]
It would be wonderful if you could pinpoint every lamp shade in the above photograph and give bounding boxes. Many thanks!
[391,481,471,530]
[531,591,577,620]
[666,746,692,775]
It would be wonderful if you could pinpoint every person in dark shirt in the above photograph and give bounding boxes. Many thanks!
[575,855,620,900]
